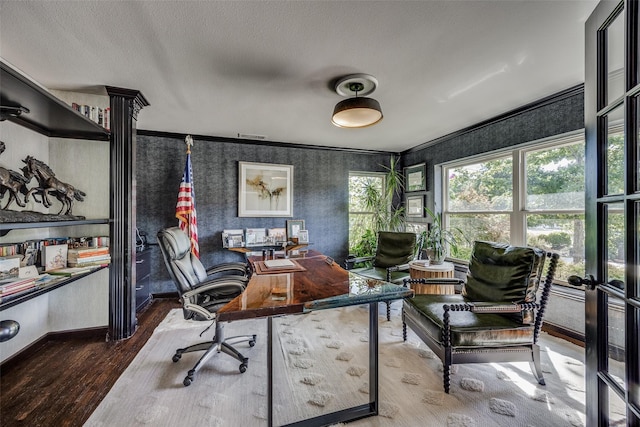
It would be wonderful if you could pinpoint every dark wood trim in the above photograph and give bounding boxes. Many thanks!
[403,84,584,154]
[151,291,179,300]
[137,129,396,156]
[542,323,585,348]
[0,326,108,372]
[106,87,149,341]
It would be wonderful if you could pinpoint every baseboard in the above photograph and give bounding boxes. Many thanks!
[151,292,179,300]
[542,323,585,348]
[0,326,108,373]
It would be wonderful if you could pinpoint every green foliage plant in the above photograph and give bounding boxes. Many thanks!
[351,156,406,258]
[422,206,465,264]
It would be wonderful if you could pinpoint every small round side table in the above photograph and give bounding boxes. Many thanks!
[408,260,456,294]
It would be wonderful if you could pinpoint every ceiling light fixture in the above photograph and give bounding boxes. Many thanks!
[331,74,383,128]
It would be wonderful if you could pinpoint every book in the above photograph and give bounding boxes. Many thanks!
[67,246,109,257]
[42,244,68,271]
[263,259,295,268]
[48,267,93,277]
[0,256,21,279]
[67,259,111,268]
[68,252,110,263]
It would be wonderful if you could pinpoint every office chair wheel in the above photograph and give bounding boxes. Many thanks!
[249,335,257,347]
[183,376,193,386]
[172,353,181,363]
[239,363,247,373]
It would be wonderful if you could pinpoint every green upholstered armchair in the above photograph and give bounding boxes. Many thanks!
[347,231,419,320]
[402,240,559,393]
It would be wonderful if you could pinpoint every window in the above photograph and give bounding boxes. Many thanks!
[443,132,586,282]
[348,172,385,255]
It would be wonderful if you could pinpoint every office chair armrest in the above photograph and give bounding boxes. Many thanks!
[387,263,411,273]
[205,262,248,276]
[344,255,374,270]
[444,301,539,314]
[183,278,247,300]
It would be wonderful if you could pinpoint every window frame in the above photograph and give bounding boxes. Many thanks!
[439,130,586,282]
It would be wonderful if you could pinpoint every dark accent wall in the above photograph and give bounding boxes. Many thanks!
[136,133,390,294]
[401,85,585,195]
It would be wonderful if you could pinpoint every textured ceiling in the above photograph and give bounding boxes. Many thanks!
[0,1,597,152]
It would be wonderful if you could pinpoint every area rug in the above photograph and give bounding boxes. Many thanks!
[85,302,586,426]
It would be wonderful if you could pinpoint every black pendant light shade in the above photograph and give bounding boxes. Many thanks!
[331,74,383,128]
[332,96,383,128]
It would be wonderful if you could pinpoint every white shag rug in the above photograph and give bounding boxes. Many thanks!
[85,302,587,427]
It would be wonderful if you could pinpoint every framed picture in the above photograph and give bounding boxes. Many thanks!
[405,163,426,192]
[297,230,309,243]
[239,161,293,217]
[286,219,305,240]
[406,194,424,217]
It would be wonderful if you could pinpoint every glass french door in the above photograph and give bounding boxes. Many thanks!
[585,0,640,425]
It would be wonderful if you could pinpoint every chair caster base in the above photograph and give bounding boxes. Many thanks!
[239,357,249,373]
[184,370,195,386]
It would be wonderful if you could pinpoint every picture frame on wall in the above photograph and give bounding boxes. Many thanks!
[406,194,424,217]
[405,163,426,192]
[286,219,305,240]
[238,161,293,217]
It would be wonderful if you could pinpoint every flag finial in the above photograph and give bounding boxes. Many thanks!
[185,135,193,154]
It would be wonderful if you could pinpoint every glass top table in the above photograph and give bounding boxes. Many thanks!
[217,251,414,427]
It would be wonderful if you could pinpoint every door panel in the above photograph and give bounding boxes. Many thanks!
[585,0,640,425]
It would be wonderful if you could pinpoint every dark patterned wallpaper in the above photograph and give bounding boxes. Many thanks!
[401,88,584,197]
[136,134,390,294]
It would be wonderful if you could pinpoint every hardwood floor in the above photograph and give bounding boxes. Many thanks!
[0,298,180,427]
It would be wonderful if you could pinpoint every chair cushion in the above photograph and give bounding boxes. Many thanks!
[374,231,416,268]
[350,266,409,284]
[462,241,545,305]
[403,294,535,347]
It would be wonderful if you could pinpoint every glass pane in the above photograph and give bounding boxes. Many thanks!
[349,174,383,212]
[526,214,585,282]
[449,213,510,260]
[606,106,625,195]
[447,157,513,212]
[607,295,626,391]
[606,203,625,284]
[607,383,628,426]
[525,142,585,210]
[607,9,625,104]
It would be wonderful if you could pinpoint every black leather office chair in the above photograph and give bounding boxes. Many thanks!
[346,231,419,320]
[402,240,559,393]
[157,227,257,386]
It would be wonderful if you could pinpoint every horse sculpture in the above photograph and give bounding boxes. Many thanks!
[22,156,86,215]
[0,166,31,209]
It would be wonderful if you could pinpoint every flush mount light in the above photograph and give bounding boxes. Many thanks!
[331,74,383,128]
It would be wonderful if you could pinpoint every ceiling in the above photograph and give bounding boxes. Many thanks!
[0,1,598,153]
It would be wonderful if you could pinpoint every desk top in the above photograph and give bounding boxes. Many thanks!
[217,252,414,322]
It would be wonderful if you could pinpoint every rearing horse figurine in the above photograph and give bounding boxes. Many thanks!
[22,156,86,215]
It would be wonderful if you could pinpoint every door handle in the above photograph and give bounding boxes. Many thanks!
[567,274,598,290]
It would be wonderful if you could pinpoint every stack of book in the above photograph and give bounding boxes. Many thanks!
[67,247,111,267]
[0,277,37,302]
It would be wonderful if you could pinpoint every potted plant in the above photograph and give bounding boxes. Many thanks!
[348,156,405,265]
[421,207,465,264]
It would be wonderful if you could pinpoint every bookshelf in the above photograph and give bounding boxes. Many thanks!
[0,60,147,361]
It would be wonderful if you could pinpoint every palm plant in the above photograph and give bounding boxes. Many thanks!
[351,156,405,258]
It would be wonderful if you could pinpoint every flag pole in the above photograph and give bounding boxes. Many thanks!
[176,135,199,257]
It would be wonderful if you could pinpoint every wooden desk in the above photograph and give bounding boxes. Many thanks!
[408,260,456,294]
[218,251,414,427]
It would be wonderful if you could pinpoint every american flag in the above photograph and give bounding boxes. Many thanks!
[176,148,199,258]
